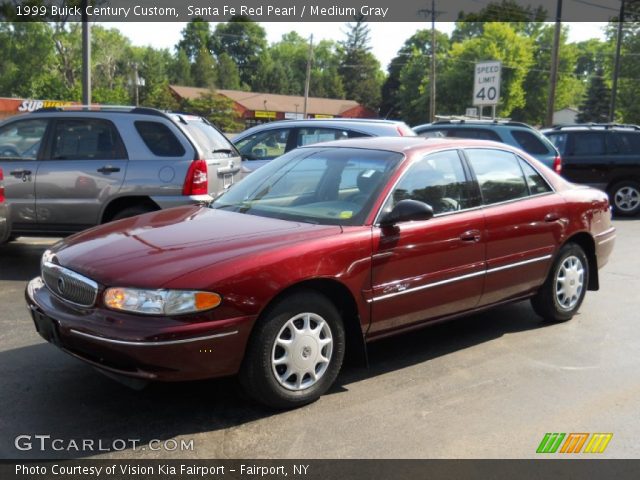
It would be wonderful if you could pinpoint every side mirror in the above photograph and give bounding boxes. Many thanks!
[380,199,434,226]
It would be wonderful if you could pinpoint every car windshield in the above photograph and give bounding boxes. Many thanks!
[212,147,403,225]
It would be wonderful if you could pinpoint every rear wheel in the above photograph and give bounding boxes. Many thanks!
[239,290,345,409]
[609,180,640,216]
[531,243,589,322]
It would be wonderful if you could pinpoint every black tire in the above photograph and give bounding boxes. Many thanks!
[609,180,640,217]
[531,243,589,323]
[109,206,156,222]
[239,290,346,409]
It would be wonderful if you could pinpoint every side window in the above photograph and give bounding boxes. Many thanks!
[51,119,127,160]
[570,132,605,155]
[417,128,447,138]
[466,149,528,205]
[546,133,567,155]
[235,128,290,160]
[134,121,185,157]
[386,150,476,215]
[519,158,552,195]
[446,128,501,141]
[511,130,551,155]
[296,128,348,147]
[0,119,48,160]
[612,132,640,154]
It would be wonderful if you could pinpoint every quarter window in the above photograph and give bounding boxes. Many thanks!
[135,121,185,157]
[511,130,550,155]
[466,149,528,204]
[0,119,48,160]
[519,159,552,195]
[235,128,290,160]
[385,150,477,215]
[51,119,127,160]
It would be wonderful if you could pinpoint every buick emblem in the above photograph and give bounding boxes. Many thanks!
[57,277,66,295]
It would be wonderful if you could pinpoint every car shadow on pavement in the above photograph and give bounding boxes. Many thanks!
[0,298,551,460]
[0,239,56,282]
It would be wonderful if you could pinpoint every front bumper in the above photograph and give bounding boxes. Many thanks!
[26,277,256,381]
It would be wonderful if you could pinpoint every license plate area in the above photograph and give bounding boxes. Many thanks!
[31,308,61,346]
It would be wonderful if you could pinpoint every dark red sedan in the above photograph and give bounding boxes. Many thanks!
[26,137,615,408]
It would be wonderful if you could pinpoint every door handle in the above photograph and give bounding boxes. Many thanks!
[97,166,120,174]
[10,169,32,177]
[544,213,560,222]
[460,229,481,242]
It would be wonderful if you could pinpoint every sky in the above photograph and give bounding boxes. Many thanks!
[109,22,608,70]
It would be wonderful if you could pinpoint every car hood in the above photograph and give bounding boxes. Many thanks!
[51,206,341,288]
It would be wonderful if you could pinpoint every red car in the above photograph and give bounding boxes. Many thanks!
[26,137,615,408]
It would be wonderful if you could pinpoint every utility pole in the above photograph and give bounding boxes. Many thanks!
[303,34,313,119]
[81,0,91,105]
[430,0,436,122]
[610,0,625,123]
[545,0,563,127]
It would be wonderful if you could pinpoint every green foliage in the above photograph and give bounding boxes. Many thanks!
[614,22,640,124]
[577,70,611,123]
[191,47,217,88]
[183,91,242,132]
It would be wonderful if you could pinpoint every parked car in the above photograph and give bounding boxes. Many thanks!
[0,106,241,241]
[233,118,415,173]
[26,137,615,408]
[413,120,562,173]
[542,123,640,216]
[0,167,7,243]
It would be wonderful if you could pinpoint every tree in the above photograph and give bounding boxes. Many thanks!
[576,70,611,123]
[381,29,450,120]
[613,21,640,124]
[170,48,193,86]
[252,53,296,94]
[216,52,243,90]
[177,19,212,61]
[211,17,267,86]
[437,22,534,117]
[184,91,242,132]
[338,16,383,111]
[191,47,217,88]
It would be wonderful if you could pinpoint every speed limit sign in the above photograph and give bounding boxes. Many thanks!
[473,61,501,106]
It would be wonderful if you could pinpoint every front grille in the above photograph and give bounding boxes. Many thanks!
[42,262,98,307]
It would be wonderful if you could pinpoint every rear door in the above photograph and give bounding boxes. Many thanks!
[464,148,566,306]
[35,117,127,231]
[0,118,49,231]
[560,131,609,188]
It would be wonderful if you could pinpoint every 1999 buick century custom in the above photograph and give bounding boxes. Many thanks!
[26,137,615,408]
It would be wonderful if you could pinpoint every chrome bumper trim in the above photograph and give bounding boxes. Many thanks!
[69,329,238,346]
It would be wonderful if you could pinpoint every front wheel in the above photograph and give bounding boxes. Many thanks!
[531,243,589,322]
[239,290,345,409]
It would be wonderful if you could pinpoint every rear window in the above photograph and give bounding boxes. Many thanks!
[446,128,501,141]
[512,130,551,155]
[181,120,237,159]
[134,121,186,157]
[615,132,640,154]
[545,133,567,155]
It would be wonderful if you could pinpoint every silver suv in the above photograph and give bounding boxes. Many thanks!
[233,118,416,172]
[0,107,241,240]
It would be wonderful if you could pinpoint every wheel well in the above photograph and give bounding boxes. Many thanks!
[606,177,640,193]
[101,197,160,223]
[261,279,367,367]
[564,232,598,291]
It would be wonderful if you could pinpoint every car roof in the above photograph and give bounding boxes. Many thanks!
[542,123,640,133]
[413,120,536,131]
[297,136,517,154]
[234,118,413,138]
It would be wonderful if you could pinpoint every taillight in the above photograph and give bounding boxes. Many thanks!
[182,159,208,195]
[553,155,562,174]
[0,168,4,203]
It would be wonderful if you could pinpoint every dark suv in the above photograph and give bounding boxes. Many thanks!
[543,124,640,216]
[0,106,241,240]
[413,120,562,173]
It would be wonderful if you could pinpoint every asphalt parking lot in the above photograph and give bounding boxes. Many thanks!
[0,219,638,459]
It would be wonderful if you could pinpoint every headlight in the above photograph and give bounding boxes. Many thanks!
[104,288,221,315]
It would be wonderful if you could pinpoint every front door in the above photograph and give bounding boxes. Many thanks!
[369,149,485,336]
[36,118,128,232]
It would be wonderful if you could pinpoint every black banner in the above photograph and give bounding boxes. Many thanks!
[0,0,637,22]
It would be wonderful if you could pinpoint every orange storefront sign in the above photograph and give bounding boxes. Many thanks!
[0,97,78,119]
